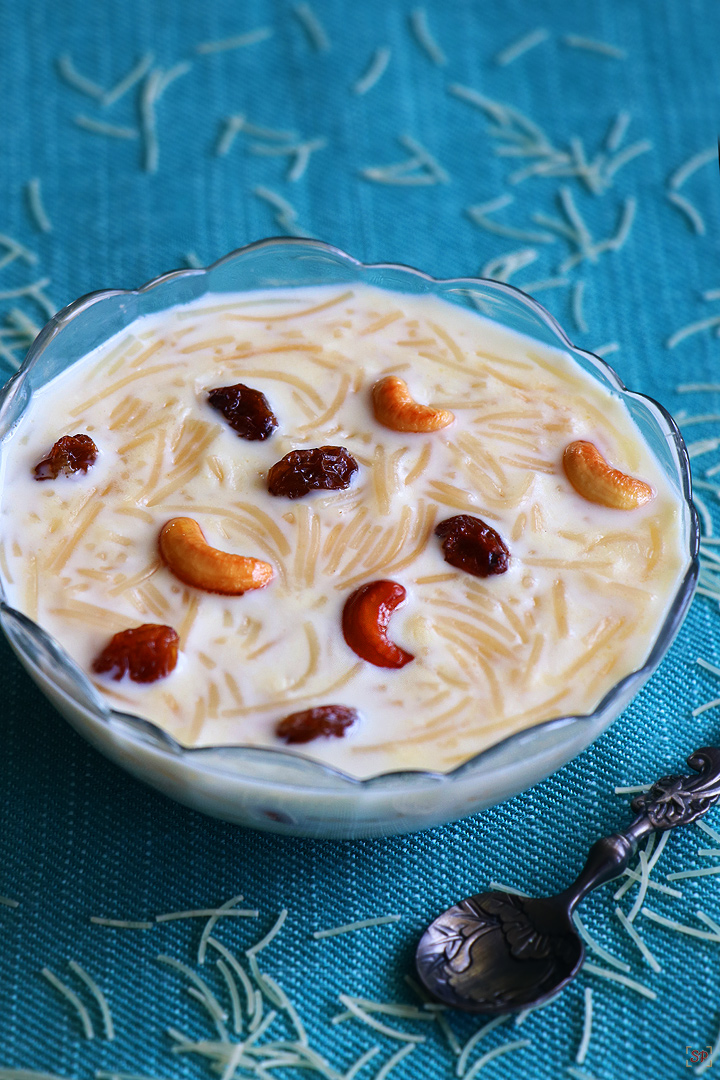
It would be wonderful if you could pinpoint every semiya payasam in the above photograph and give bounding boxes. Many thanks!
[0,285,688,777]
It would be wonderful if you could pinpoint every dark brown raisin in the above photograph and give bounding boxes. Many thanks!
[267,446,358,498]
[435,515,510,577]
[34,434,98,480]
[92,624,179,683]
[207,382,278,441]
[275,704,359,744]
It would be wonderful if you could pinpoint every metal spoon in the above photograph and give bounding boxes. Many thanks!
[416,745,720,1014]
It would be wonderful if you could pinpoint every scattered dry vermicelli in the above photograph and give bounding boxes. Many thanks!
[562,33,627,59]
[25,179,52,233]
[75,115,139,139]
[8,830,702,1073]
[409,8,446,66]
[353,46,391,95]
[361,134,449,185]
[195,27,274,54]
[495,27,550,66]
[293,2,330,52]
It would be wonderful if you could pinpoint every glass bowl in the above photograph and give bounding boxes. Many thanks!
[0,239,699,839]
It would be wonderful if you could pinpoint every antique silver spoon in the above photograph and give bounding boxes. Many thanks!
[416,745,720,1013]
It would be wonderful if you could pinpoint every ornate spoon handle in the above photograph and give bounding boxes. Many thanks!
[561,746,720,911]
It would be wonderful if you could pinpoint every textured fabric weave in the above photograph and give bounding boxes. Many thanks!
[1,2,720,1077]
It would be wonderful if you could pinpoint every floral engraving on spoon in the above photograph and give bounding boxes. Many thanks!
[416,892,581,1011]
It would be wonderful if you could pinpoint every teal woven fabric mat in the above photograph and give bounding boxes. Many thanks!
[2,1,720,1077]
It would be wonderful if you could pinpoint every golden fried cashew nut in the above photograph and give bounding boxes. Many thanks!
[372,375,455,433]
[563,440,654,510]
[342,579,414,668]
[159,517,274,595]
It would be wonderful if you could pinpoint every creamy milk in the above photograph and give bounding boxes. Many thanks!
[0,285,688,777]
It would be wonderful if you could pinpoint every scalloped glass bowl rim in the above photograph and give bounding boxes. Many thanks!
[0,237,700,791]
